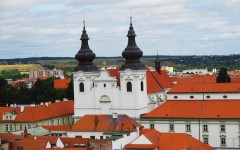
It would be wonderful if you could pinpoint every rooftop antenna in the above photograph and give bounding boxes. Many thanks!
[130,8,132,25]
[83,11,85,30]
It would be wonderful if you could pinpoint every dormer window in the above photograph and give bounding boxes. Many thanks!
[6,116,8,120]
[79,82,84,92]
[127,82,132,92]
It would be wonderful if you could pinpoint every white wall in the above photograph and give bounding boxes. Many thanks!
[167,93,240,100]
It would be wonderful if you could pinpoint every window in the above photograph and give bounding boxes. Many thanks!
[62,118,65,125]
[150,124,155,129]
[190,96,194,99]
[57,119,60,125]
[27,125,31,129]
[206,96,210,99]
[104,83,106,88]
[141,81,144,91]
[100,136,103,140]
[90,136,95,139]
[174,96,178,99]
[223,95,227,98]
[5,124,9,131]
[186,124,191,132]
[169,124,174,132]
[68,117,70,123]
[127,82,132,92]
[9,116,12,120]
[79,82,84,92]
[51,120,54,126]
[203,137,208,144]
[203,125,208,132]
[220,125,225,132]
[5,116,8,120]
[9,124,13,131]
[221,137,226,146]
[19,124,23,130]
[75,136,82,138]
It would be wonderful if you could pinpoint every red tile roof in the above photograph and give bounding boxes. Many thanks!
[0,107,16,121]
[0,133,23,142]
[125,129,213,150]
[142,100,240,119]
[70,114,143,132]
[231,77,240,83]
[11,140,49,150]
[108,69,120,86]
[170,75,216,84]
[0,100,73,123]
[168,83,240,93]
[42,148,89,150]
[54,79,71,89]
[60,137,89,148]
[42,125,72,131]
[22,136,58,145]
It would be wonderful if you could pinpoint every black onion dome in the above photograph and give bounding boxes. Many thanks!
[74,21,98,72]
[120,18,146,70]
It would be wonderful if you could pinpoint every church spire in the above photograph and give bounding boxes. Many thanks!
[120,16,146,71]
[74,20,98,72]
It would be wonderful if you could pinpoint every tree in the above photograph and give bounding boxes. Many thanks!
[66,78,74,100]
[216,67,231,83]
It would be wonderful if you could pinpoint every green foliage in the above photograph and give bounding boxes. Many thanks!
[216,67,231,83]
[0,69,28,80]
[66,78,74,100]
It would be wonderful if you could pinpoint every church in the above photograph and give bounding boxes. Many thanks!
[72,18,173,121]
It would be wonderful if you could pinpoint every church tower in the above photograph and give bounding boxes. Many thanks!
[73,21,99,121]
[119,17,149,118]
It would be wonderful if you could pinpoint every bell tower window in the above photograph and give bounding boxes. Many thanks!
[141,81,144,91]
[79,82,84,92]
[127,82,132,92]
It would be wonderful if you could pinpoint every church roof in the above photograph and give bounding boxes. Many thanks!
[120,18,146,71]
[74,21,98,72]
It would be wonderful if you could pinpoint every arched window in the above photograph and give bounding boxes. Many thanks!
[79,82,84,92]
[127,82,132,92]
[104,83,106,88]
[141,81,144,91]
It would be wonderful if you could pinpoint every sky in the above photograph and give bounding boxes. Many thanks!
[0,0,240,59]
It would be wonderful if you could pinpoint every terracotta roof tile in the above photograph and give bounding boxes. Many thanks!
[108,69,120,86]
[71,114,143,132]
[168,83,240,93]
[125,129,213,150]
[0,133,23,142]
[22,136,59,144]
[54,79,71,89]
[12,139,49,150]
[60,137,89,148]
[0,100,73,123]
[170,75,216,84]
[142,100,240,119]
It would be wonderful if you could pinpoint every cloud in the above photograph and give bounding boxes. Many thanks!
[0,0,240,58]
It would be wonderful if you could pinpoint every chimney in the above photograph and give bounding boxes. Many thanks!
[14,103,17,108]
[24,126,27,138]
[40,102,44,105]
[30,104,35,107]
[45,102,49,107]
[55,100,60,103]
[20,106,24,112]
[10,104,14,107]
[112,112,118,119]
[63,98,68,101]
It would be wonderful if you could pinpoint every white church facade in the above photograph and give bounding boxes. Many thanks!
[72,20,171,121]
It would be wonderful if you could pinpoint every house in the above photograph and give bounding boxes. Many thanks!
[0,100,73,133]
[140,100,240,149]
[124,129,213,150]
[67,114,143,150]
[167,83,240,100]
[170,74,216,84]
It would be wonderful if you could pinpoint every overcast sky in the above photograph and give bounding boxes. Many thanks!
[0,0,240,59]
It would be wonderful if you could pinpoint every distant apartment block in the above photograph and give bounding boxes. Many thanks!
[29,69,65,79]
